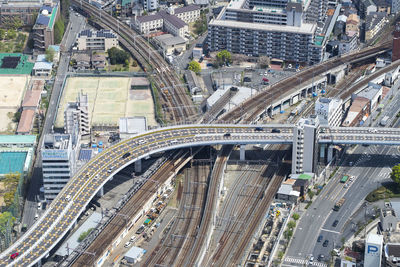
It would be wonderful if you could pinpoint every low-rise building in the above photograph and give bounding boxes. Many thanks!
[342,96,370,126]
[338,34,358,55]
[77,29,118,51]
[119,117,147,139]
[154,34,187,55]
[91,54,106,70]
[192,46,202,59]
[380,201,400,232]
[32,54,53,76]
[374,0,391,14]
[171,5,201,23]
[385,243,400,267]
[358,0,377,19]
[33,2,60,51]
[346,13,360,37]
[355,82,383,110]
[72,53,91,70]
[130,77,150,90]
[365,12,388,42]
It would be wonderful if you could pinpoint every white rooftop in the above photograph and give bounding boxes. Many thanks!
[209,18,316,35]
[119,117,147,134]
[367,233,383,245]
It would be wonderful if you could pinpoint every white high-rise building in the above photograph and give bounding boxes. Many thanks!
[292,116,320,174]
[42,134,78,201]
[315,97,343,127]
[64,92,90,136]
[365,233,383,267]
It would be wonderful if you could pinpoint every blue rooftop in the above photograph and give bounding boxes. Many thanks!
[78,149,92,161]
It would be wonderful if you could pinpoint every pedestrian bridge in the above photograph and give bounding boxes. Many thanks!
[1,124,399,267]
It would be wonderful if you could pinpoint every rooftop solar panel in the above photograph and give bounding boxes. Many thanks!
[37,15,50,26]
[1,56,21,69]
[78,149,92,161]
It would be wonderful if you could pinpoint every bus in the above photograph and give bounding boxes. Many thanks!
[340,175,349,183]
[334,198,345,211]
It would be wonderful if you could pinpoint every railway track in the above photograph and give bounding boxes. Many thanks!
[142,162,209,266]
[68,150,195,267]
[220,41,391,123]
[71,0,197,123]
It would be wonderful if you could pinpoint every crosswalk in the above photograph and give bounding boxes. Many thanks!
[283,257,327,267]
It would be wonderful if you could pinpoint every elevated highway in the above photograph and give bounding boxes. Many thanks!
[2,124,400,266]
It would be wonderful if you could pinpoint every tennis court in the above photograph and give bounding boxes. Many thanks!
[0,53,34,75]
[56,77,157,128]
[0,152,27,175]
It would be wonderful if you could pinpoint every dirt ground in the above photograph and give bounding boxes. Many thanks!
[0,75,29,132]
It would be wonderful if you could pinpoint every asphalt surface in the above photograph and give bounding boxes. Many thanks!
[284,84,400,266]
[21,12,86,230]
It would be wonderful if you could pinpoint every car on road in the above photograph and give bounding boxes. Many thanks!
[344,183,349,189]
[37,202,42,209]
[224,133,231,137]
[136,225,145,234]
[10,253,19,260]
[243,77,251,82]
[66,194,71,201]
[255,127,263,131]
[308,255,314,263]
[318,254,325,261]
[95,174,99,179]
[122,152,131,159]
[34,213,39,220]
[323,240,329,247]
[271,128,281,133]
[317,235,323,242]
[124,241,131,248]
[332,220,339,227]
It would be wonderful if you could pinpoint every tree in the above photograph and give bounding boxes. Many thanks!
[107,47,129,65]
[131,60,138,67]
[188,60,201,74]
[0,212,15,232]
[54,18,65,44]
[45,47,55,62]
[0,29,5,40]
[217,50,231,65]
[307,190,315,200]
[12,111,21,123]
[258,56,270,69]
[287,220,296,229]
[78,228,94,242]
[284,229,293,240]
[292,213,300,221]
[390,164,400,185]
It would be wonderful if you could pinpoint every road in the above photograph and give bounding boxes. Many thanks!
[284,83,400,266]
[21,12,86,229]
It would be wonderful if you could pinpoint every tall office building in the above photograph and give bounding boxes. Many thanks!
[208,0,334,64]
[41,134,78,201]
[64,92,90,136]
[292,116,320,174]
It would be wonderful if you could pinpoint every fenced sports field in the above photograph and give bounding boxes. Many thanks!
[55,77,157,129]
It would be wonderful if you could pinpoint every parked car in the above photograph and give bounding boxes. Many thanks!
[323,240,329,247]
[124,241,131,248]
[332,220,339,227]
[317,235,323,242]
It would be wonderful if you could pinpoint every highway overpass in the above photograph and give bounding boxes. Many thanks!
[1,124,400,266]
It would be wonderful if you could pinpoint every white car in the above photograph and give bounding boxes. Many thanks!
[37,202,42,209]
[124,241,132,248]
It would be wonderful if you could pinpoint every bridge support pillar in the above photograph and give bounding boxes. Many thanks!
[240,145,246,161]
[327,146,334,162]
[135,159,142,173]
[97,186,104,197]
[320,144,326,159]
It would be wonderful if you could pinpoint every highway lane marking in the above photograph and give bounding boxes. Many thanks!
[320,228,340,234]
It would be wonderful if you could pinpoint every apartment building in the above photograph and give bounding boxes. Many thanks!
[64,92,90,136]
[171,5,200,23]
[33,2,60,51]
[345,13,360,37]
[42,134,78,201]
[0,0,42,26]
[77,29,118,51]
[207,0,334,65]
[365,12,387,41]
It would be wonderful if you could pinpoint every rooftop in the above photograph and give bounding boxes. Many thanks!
[366,233,383,245]
[174,4,200,14]
[136,13,163,23]
[154,34,186,46]
[78,29,117,39]
[209,18,316,35]
[0,152,27,175]
[17,109,35,134]
[0,135,36,144]
[0,53,34,75]
[366,12,387,31]
[161,11,187,29]
[35,3,58,29]
[125,246,146,261]
[119,117,147,134]
[22,89,42,108]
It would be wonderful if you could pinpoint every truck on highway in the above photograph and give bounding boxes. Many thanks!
[340,175,349,183]
[334,198,345,211]
[380,115,389,126]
